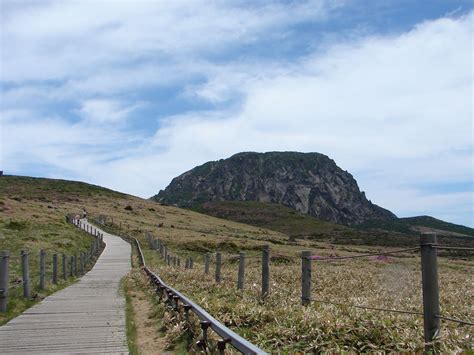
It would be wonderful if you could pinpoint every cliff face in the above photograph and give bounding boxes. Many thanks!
[153,152,396,225]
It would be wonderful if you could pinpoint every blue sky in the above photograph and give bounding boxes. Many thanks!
[1,0,473,226]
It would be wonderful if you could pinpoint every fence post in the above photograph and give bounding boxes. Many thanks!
[190,258,193,269]
[215,252,222,283]
[21,249,30,298]
[0,251,9,312]
[79,253,84,274]
[205,253,210,274]
[177,258,181,267]
[52,254,58,284]
[70,256,74,277]
[420,232,440,349]
[62,254,67,280]
[164,246,168,260]
[301,251,311,306]
[75,255,79,276]
[261,245,270,298]
[237,252,245,290]
[39,249,46,290]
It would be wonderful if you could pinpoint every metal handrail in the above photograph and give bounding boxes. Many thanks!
[134,237,266,355]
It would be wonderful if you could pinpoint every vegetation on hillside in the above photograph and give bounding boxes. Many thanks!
[195,200,473,248]
[115,222,473,352]
[0,176,112,324]
[1,175,472,351]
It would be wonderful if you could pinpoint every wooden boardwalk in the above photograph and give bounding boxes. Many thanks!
[0,220,131,354]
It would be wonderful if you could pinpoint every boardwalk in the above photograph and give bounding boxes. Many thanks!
[0,220,131,354]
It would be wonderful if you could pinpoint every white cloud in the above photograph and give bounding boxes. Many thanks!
[1,2,472,226]
[76,99,142,124]
[0,0,335,82]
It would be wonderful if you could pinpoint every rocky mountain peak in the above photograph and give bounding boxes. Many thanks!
[153,151,396,225]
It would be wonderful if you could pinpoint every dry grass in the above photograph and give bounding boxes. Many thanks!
[138,243,473,352]
[1,175,472,351]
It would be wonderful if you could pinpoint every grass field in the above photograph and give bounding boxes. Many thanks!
[0,176,111,324]
[134,238,472,352]
[1,175,472,351]
[99,215,473,352]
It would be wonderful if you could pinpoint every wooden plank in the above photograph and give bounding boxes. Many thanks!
[0,220,131,354]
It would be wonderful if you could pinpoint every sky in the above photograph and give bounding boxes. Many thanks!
[0,0,473,226]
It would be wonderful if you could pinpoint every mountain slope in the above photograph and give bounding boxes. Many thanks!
[154,151,396,225]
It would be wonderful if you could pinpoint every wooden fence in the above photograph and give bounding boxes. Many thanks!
[0,218,104,313]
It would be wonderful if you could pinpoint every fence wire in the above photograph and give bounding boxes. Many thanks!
[309,247,420,261]
[437,246,474,251]
[309,298,423,316]
[436,315,474,326]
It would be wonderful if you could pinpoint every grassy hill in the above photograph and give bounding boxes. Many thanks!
[194,200,473,247]
[1,175,472,351]
[0,175,290,326]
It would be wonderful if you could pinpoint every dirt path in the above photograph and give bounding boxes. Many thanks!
[126,269,170,354]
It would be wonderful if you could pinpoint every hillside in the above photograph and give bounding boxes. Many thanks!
[1,175,473,352]
[195,200,473,247]
[154,151,396,225]
[0,175,284,252]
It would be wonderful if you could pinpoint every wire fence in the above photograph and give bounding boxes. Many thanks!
[97,216,473,351]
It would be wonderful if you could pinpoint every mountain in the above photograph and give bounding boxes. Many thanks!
[153,151,396,225]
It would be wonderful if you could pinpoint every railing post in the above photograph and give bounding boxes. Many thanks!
[70,256,74,277]
[237,252,245,290]
[21,249,30,298]
[0,251,9,312]
[199,320,211,350]
[52,254,58,284]
[39,249,46,290]
[215,252,222,283]
[301,251,311,306]
[261,245,270,298]
[217,339,230,355]
[183,304,193,348]
[62,254,67,280]
[205,253,210,274]
[420,232,440,350]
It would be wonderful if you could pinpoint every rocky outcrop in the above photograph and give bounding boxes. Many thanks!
[153,152,396,225]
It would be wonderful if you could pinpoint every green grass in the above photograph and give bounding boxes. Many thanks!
[0,175,115,324]
[122,275,139,355]
[0,219,101,325]
[401,215,474,236]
